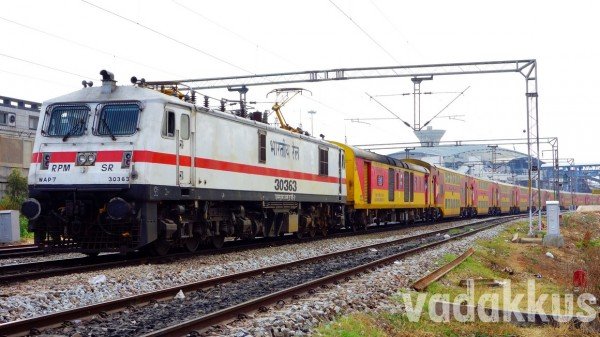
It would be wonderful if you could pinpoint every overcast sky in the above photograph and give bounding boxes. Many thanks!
[2,0,599,164]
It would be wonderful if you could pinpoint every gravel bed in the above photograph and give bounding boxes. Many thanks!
[0,252,89,268]
[217,222,512,337]
[41,223,466,336]
[0,218,484,324]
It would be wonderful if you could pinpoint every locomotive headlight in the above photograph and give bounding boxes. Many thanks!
[76,152,97,166]
[87,153,96,165]
[77,154,87,165]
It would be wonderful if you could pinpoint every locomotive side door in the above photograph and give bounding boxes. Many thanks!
[167,104,193,187]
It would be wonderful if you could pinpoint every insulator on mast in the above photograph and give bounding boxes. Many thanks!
[220,99,226,112]
[204,95,209,108]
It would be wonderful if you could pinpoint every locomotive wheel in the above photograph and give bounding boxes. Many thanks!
[152,239,171,256]
[309,227,317,238]
[295,231,304,239]
[185,237,200,253]
[211,235,225,249]
[321,227,328,237]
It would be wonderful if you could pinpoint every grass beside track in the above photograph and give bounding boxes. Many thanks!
[317,214,600,337]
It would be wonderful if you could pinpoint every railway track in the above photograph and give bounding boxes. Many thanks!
[0,215,521,337]
[0,244,43,259]
[0,215,494,284]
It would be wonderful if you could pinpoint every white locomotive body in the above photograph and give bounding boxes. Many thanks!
[23,71,346,254]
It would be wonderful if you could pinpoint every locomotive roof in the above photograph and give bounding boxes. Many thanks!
[42,84,339,149]
[43,85,188,106]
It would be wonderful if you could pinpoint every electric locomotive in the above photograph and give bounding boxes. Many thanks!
[21,70,346,255]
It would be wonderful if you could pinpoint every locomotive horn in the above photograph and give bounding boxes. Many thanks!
[100,69,114,81]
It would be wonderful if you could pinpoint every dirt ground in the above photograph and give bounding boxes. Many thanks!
[317,212,600,336]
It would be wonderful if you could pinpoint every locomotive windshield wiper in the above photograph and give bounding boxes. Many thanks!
[101,117,117,141]
[62,118,85,142]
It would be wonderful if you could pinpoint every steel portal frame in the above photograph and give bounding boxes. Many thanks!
[143,59,542,233]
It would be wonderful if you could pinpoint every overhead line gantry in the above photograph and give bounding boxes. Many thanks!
[139,59,542,235]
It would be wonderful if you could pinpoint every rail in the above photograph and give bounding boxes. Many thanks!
[0,215,522,336]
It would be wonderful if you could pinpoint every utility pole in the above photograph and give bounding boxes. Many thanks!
[307,110,317,135]
[488,145,498,181]
[411,76,433,130]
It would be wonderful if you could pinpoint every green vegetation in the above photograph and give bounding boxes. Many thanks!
[318,314,387,337]
[19,216,32,239]
[316,311,550,337]
[0,169,33,240]
[446,228,463,236]
[0,169,27,210]
[317,218,600,337]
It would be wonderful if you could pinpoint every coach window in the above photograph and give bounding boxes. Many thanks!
[180,114,190,140]
[319,147,329,175]
[403,171,410,202]
[162,111,175,137]
[388,168,395,201]
[258,131,266,163]
[410,172,414,202]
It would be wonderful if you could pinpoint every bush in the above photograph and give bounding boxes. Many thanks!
[0,169,27,211]
[19,216,32,239]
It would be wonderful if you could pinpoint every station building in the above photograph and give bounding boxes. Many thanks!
[0,96,40,199]
[386,127,600,194]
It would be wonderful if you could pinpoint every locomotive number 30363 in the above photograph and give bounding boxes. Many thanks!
[274,178,297,192]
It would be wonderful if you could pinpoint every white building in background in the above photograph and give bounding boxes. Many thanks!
[0,96,40,198]
[390,144,533,187]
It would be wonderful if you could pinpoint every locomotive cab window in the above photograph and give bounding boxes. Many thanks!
[162,111,176,137]
[96,103,140,137]
[45,104,90,137]
[258,130,266,163]
[318,147,328,175]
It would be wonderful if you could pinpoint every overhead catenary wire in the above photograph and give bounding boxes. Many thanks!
[419,86,470,130]
[364,92,413,129]
[0,16,184,79]
[328,0,401,65]
[0,68,71,88]
[0,52,94,80]
[373,91,465,97]
[171,0,297,68]
[367,0,425,59]
[171,0,370,123]
[80,0,253,75]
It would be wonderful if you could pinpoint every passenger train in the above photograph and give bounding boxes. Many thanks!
[20,70,599,255]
